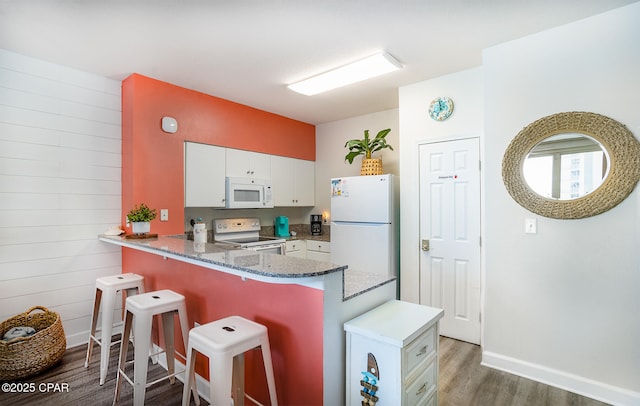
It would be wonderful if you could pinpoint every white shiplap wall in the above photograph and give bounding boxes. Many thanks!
[0,49,122,348]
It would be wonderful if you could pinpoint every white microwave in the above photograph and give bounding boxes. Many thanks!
[225,177,274,209]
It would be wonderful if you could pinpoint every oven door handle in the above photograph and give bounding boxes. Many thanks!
[247,242,285,255]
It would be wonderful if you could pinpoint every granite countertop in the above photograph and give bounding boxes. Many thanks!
[99,234,344,278]
[99,234,396,300]
[343,269,397,300]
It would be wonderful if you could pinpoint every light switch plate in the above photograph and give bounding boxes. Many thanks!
[525,218,537,234]
[160,209,169,221]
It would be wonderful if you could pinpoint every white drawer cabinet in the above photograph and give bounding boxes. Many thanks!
[344,300,444,406]
[285,240,306,258]
[285,240,329,261]
[305,240,331,262]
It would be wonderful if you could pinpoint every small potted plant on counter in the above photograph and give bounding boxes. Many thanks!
[126,203,157,235]
[344,128,393,175]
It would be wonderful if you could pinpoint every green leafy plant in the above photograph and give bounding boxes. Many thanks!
[126,203,157,222]
[344,128,393,164]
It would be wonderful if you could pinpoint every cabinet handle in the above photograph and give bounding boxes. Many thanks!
[416,345,428,356]
[416,382,427,395]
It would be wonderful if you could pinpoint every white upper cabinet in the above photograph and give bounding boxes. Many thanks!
[185,143,312,208]
[225,149,271,179]
[184,142,226,207]
[271,156,315,207]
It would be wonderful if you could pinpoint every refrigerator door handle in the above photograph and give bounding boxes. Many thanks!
[331,221,390,226]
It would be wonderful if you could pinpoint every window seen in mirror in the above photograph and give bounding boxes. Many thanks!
[523,134,609,200]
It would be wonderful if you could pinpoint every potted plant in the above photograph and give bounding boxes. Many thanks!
[126,203,157,234]
[344,128,393,175]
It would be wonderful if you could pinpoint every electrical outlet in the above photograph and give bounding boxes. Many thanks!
[160,209,169,221]
[525,218,537,234]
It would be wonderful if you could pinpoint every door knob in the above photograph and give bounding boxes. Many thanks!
[421,239,430,251]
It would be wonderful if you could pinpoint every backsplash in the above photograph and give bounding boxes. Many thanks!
[185,223,330,241]
[261,224,331,239]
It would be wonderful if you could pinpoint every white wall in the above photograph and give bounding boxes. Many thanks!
[399,4,640,404]
[315,109,399,219]
[482,4,640,405]
[0,50,122,347]
[398,67,484,302]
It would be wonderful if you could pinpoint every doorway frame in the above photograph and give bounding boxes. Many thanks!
[415,133,485,347]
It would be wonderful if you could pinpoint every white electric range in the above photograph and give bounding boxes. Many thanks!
[213,218,286,255]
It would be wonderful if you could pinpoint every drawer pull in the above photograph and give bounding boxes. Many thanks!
[416,345,428,356]
[416,382,428,395]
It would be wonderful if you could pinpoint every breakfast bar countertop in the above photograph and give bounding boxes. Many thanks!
[99,234,395,300]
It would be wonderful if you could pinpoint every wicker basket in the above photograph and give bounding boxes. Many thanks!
[0,306,66,381]
[360,158,383,176]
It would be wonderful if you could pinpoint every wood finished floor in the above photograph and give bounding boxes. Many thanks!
[0,336,610,406]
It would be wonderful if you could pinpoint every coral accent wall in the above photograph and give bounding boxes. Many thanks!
[123,248,324,404]
[121,73,315,234]
[121,74,322,403]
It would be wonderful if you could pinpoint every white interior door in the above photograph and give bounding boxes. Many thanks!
[419,138,481,344]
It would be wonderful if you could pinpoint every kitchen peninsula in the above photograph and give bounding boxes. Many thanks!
[99,234,396,405]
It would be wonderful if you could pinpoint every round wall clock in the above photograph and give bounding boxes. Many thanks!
[428,96,454,121]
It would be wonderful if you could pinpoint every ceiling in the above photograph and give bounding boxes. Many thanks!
[0,0,637,125]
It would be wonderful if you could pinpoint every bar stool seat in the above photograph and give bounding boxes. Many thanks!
[85,273,145,385]
[113,289,193,406]
[182,315,278,406]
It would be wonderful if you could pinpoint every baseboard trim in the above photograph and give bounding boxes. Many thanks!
[482,351,640,406]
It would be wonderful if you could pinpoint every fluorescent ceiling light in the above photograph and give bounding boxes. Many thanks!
[288,51,402,96]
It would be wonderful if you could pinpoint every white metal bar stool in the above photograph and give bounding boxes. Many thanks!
[181,315,278,406]
[85,273,145,385]
[113,289,193,406]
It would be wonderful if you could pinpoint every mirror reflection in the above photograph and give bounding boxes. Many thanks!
[523,133,609,200]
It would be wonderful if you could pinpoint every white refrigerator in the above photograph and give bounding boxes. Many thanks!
[330,174,397,277]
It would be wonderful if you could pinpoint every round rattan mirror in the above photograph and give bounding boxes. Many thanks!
[502,112,640,219]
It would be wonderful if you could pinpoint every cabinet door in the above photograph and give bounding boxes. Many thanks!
[271,156,315,207]
[285,240,307,258]
[293,159,315,206]
[271,155,295,206]
[306,241,331,262]
[226,149,271,179]
[185,142,226,207]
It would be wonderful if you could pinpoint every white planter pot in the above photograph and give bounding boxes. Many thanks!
[132,222,150,234]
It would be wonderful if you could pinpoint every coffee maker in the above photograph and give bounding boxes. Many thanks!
[310,214,322,236]
[274,216,290,237]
